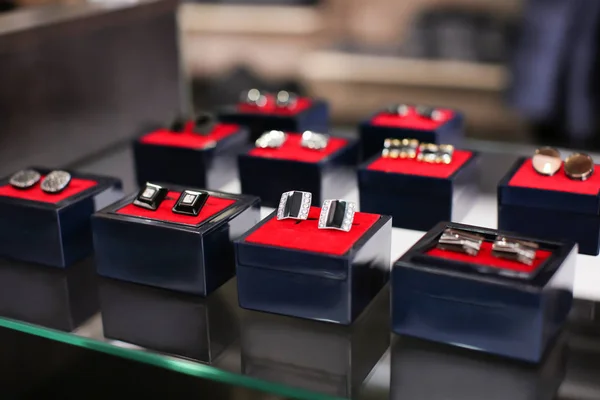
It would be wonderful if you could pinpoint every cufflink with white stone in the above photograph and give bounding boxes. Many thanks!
[318,199,356,232]
[277,191,312,220]
[382,138,419,159]
[275,90,298,109]
[243,89,267,107]
[133,183,168,211]
[40,171,72,194]
[9,169,41,190]
[301,131,329,150]
[172,189,209,216]
[255,130,287,149]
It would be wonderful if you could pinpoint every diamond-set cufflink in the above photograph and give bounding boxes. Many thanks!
[417,143,454,164]
[133,183,168,211]
[172,189,209,216]
[9,169,41,190]
[301,131,329,150]
[40,171,72,194]
[277,191,312,220]
[318,199,356,232]
[255,130,287,149]
[382,138,419,159]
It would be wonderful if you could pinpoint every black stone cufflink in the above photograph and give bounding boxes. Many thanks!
[192,112,216,135]
[277,191,312,220]
[172,189,209,216]
[169,115,187,133]
[318,199,356,232]
[133,183,168,210]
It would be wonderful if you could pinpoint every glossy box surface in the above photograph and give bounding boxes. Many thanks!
[359,108,464,160]
[93,186,260,296]
[358,150,479,231]
[0,168,122,268]
[391,222,576,362]
[133,122,248,189]
[498,157,600,255]
[235,208,392,325]
[238,133,359,208]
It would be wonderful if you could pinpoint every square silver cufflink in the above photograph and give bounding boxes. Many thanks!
[301,131,329,150]
[437,228,484,256]
[277,191,312,220]
[172,190,209,216]
[133,183,168,211]
[318,199,356,232]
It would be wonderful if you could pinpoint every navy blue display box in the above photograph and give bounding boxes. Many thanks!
[218,97,329,142]
[133,121,248,189]
[238,133,359,208]
[99,277,239,363]
[93,186,260,296]
[235,207,391,325]
[359,107,464,160]
[392,222,576,363]
[498,157,600,255]
[0,168,122,268]
[358,149,479,231]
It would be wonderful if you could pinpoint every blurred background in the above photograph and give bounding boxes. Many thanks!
[1,0,600,172]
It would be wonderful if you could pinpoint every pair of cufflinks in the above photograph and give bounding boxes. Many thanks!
[438,228,539,266]
[133,183,208,216]
[169,112,215,136]
[255,130,330,151]
[10,169,72,194]
[243,89,298,109]
[532,147,594,181]
[382,138,454,164]
[276,191,356,232]
[386,104,444,121]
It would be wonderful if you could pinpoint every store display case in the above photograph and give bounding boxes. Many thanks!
[0,168,122,268]
[93,186,260,296]
[392,222,576,362]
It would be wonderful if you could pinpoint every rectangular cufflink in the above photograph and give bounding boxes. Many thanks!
[133,183,169,211]
[277,191,312,220]
[318,199,356,232]
[437,228,484,256]
[382,138,419,159]
[417,143,454,164]
[172,190,209,216]
[492,236,538,266]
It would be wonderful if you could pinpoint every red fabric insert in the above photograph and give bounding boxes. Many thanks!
[245,207,380,256]
[139,122,240,149]
[238,95,312,115]
[426,241,552,273]
[508,158,600,195]
[117,191,236,225]
[367,150,473,178]
[248,133,349,163]
[0,177,98,204]
[370,108,454,130]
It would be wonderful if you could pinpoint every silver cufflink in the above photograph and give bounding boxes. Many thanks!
[275,90,298,108]
[277,191,312,220]
[301,131,329,150]
[243,88,267,107]
[40,170,72,194]
[9,169,41,190]
[255,130,287,149]
[172,189,209,216]
[318,199,356,232]
[415,105,443,121]
[492,236,538,266]
[386,103,411,116]
[382,138,419,159]
[437,228,484,256]
[133,183,168,211]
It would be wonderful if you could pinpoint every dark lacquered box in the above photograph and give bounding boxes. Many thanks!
[133,121,248,189]
[99,277,239,363]
[358,150,479,231]
[93,186,260,296]
[241,287,390,398]
[238,133,359,208]
[498,157,600,255]
[0,169,122,268]
[218,96,329,142]
[359,108,464,160]
[235,208,391,325]
[391,222,576,363]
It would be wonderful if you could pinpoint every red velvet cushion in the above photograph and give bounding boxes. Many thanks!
[117,191,236,225]
[139,122,240,149]
[238,95,312,115]
[509,158,600,195]
[370,108,454,130]
[0,177,97,204]
[426,241,552,273]
[367,150,473,178]
[245,207,380,256]
[248,133,349,163]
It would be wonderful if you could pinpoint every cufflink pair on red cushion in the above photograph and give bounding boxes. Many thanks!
[133,183,208,216]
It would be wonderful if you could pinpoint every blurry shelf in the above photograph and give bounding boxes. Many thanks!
[178,3,323,35]
[300,50,508,91]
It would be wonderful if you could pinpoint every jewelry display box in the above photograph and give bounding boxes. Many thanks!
[359,107,464,160]
[240,287,389,398]
[133,120,248,189]
[358,149,479,231]
[498,157,600,255]
[238,133,359,208]
[392,222,576,363]
[218,95,329,142]
[99,278,238,363]
[235,208,391,325]
[0,168,122,268]
[92,186,260,296]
